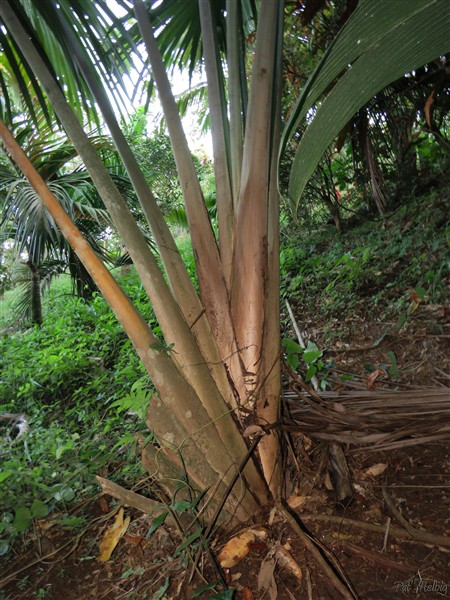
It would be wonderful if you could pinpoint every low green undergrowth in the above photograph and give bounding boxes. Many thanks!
[281,188,449,322]
[0,268,155,556]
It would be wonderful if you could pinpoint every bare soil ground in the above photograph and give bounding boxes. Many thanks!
[1,302,449,600]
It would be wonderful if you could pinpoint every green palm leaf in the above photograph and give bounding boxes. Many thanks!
[0,26,53,127]
[0,126,116,267]
[0,0,140,127]
[285,0,450,210]
[149,0,226,80]
[12,259,65,323]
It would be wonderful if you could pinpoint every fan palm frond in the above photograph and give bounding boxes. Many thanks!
[0,0,142,128]
[0,123,122,312]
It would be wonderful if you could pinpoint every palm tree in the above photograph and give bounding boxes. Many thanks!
[1,0,449,522]
[0,125,115,324]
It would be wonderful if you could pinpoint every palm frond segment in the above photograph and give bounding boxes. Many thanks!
[0,0,141,127]
[284,0,450,210]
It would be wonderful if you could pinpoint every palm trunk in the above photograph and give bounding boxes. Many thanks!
[358,109,386,216]
[52,5,235,410]
[135,1,246,402]
[198,0,235,287]
[231,0,280,394]
[0,119,268,516]
[226,0,244,211]
[1,0,285,509]
[28,261,43,326]
[254,2,284,494]
[1,5,244,424]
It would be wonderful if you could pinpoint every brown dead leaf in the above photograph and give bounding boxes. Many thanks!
[330,402,347,413]
[324,472,333,490]
[367,369,387,390]
[353,483,367,498]
[258,555,277,600]
[268,506,277,526]
[123,533,145,545]
[365,504,383,522]
[330,531,357,541]
[363,463,388,478]
[248,528,268,540]
[242,588,254,600]
[302,435,313,451]
[408,290,423,313]
[248,542,267,552]
[243,425,264,438]
[335,122,351,152]
[218,531,255,568]
[98,508,130,562]
[36,515,59,530]
[287,495,310,509]
[275,545,303,583]
[99,496,110,513]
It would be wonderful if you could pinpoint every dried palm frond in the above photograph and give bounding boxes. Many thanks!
[282,380,450,452]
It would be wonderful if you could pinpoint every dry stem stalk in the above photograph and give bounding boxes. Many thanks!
[277,501,358,600]
[300,514,450,548]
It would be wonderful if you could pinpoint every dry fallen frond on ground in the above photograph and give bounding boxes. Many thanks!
[283,381,450,452]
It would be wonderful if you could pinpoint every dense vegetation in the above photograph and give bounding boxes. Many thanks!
[1,181,448,556]
[0,1,449,596]
[0,272,150,554]
[281,188,450,322]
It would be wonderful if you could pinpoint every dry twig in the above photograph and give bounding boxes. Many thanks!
[333,539,416,574]
[277,500,358,599]
[300,513,450,548]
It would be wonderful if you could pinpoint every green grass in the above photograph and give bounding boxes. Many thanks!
[0,286,21,329]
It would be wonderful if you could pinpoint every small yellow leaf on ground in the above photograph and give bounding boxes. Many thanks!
[98,508,131,562]
[218,531,255,568]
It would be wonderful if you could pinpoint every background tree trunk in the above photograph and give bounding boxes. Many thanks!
[28,261,42,326]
